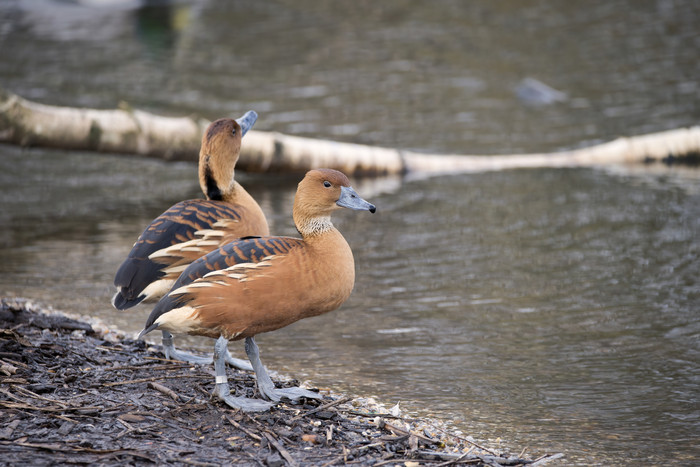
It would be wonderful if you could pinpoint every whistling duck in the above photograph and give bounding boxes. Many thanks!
[113,112,269,367]
[138,169,376,411]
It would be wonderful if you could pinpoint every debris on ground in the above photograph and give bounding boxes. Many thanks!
[0,297,563,466]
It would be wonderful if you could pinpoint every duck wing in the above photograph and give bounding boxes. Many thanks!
[112,199,243,309]
[142,235,302,334]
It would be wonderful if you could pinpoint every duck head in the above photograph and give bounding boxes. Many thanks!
[293,168,376,236]
[198,111,257,201]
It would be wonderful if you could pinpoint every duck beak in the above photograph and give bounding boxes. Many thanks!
[337,186,376,213]
[235,110,258,137]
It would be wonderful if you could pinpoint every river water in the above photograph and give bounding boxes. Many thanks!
[1,1,699,464]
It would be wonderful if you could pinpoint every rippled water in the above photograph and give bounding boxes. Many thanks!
[2,0,699,154]
[1,1,699,464]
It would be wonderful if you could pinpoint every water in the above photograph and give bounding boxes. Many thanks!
[1,1,699,464]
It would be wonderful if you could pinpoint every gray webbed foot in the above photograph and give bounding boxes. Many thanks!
[162,331,253,371]
[213,335,275,412]
[259,385,322,403]
[245,337,321,404]
[213,380,275,412]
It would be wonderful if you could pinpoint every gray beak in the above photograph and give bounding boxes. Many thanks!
[337,186,376,213]
[235,110,258,137]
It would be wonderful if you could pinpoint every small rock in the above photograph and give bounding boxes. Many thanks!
[314,410,335,420]
[265,453,284,467]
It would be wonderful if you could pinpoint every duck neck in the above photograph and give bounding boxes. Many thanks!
[293,202,336,237]
[295,215,334,238]
[220,180,245,204]
[199,152,235,201]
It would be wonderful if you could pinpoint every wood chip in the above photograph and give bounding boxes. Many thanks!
[118,413,146,423]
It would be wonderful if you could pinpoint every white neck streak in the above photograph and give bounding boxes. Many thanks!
[297,216,334,237]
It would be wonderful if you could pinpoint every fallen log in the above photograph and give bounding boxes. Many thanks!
[0,87,207,161]
[1,87,698,176]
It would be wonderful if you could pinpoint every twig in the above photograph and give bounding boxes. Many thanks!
[103,363,193,372]
[373,458,434,466]
[14,386,69,408]
[426,423,498,455]
[376,418,436,446]
[176,459,220,467]
[49,413,79,424]
[0,387,30,405]
[0,396,108,415]
[435,447,477,466]
[116,418,138,440]
[148,382,183,401]
[67,348,101,366]
[95,345,125,352]
[225,416,262,442]
[241,411,272,432]
[0,360,18,375]
[143,355,195,363]
[291,395,352,421]
[357,441,387,451]
[415,450,529,466]
[320,455,344,467]
[0,440,120,454]
[0,387,76,412]
[530,452,565,466]
[344,409,415,421]
[0,400,63,413]
[143,354,211,364]
[1,358,30,369]
[264,432,298,467]
[240,412,299,465]
[104,374,202,386]
[98,450,158,463]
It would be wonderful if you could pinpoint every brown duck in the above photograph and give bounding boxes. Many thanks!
[139,169,376,411]
[113,112,268,367]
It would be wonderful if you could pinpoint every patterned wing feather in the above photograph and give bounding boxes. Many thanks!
[112,199,243,309]
[144,236,302,331]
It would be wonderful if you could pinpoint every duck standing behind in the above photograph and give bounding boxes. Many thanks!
[139,169,376,411]
[113,112,268,367]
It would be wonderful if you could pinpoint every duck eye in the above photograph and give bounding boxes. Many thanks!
[323,181,331,188]
[231,128,236,135]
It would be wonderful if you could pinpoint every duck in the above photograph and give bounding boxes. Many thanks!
[113,111,269,367]
[138,168,376,412]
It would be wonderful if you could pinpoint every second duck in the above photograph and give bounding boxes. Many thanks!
[113,111,268,366]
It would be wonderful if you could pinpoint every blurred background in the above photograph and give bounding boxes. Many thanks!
[0,0,698,464]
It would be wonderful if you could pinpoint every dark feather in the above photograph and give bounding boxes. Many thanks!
[113,199,243,308]
[203,164,222,201]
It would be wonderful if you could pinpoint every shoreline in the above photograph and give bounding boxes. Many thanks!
[1,297,562,466]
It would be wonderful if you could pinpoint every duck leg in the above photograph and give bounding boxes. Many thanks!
[212,336,275,412]
[161,331,253,371]
[245,336,322,403]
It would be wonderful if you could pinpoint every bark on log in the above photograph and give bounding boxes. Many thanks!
[1,87,698,176]
[0,87,207,160]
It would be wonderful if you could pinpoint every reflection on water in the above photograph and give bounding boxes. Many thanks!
[1,0,699,464]
[1,0,698,155]
[1,147,698,465]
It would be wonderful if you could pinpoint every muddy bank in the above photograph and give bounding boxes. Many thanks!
[0,298,561,466]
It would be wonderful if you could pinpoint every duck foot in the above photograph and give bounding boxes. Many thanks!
[260,385,322,403]
[162,331,253,371]
[245,337,322,404]
[212,335,275,412]
[213,380,275,412]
